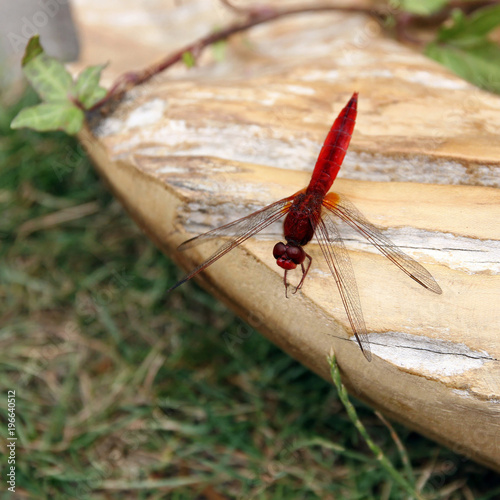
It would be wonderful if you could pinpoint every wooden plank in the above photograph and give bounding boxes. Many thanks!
[74,0,500,471]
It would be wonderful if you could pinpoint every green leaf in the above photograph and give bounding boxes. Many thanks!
[399,0,448,16]
[12,36,109,134]
[21,34,43,65]
[437,5,500,45]
[182,51,196,68]
[425,4,500,93]
[22,37,73,102]
[426,40,500,93]
[10,103,84,135]
[74,64,108,109]
[211,40,227,62]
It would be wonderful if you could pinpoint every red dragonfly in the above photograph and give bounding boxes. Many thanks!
[169,93,442,361]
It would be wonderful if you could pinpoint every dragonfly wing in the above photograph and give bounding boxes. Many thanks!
[323,194,442,295]
[315,214,372,361]
[169,196,293,291]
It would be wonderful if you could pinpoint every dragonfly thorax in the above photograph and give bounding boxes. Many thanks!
[283,192,321,246]
[273,242,306,270]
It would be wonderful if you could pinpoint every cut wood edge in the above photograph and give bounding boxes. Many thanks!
[79,123,500,472]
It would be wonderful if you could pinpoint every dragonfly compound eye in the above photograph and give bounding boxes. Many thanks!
[273,242,287,259]
[286,245,306,264]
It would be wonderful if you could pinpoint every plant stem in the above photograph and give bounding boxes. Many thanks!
[328,351,424,500]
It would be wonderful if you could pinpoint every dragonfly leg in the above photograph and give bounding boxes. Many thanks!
[293,252,312,294]
[283,270,290,298]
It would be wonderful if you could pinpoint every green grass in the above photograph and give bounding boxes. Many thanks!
[1,90,499,499]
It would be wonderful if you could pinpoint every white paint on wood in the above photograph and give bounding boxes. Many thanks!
[125,98,166,128]
[368,332,491,376]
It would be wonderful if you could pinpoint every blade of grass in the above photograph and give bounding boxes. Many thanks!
[375,410,415,485]
[328,350,423,500]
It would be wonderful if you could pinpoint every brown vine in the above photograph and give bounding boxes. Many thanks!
[89,0,499,111]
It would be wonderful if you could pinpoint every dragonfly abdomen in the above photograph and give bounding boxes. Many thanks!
[306,93,358,195]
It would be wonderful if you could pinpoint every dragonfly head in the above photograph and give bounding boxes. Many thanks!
[273,242,306,270]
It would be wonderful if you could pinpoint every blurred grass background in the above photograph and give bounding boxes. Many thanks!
[1,89,500,499]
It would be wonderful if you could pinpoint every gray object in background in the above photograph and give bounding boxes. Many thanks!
[0,0,79,91]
